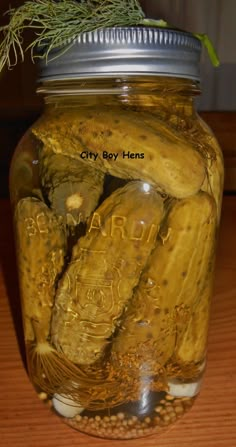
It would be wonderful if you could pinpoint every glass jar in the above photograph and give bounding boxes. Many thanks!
[10,28,224,440]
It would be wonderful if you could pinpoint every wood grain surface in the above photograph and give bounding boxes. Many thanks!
[0,197,236,447]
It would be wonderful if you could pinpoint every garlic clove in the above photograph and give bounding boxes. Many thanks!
[52,393,84,418]
[167,378,202,398]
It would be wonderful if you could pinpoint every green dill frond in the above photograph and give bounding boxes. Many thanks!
[0,0,144,70]
[0,0,219,72]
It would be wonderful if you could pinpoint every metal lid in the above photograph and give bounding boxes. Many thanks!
[38,27,202,82]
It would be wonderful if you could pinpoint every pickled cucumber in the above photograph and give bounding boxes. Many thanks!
[14,197,66,342]
[51,181,164,365]
[111,191,217,372]
[32,107,206,198]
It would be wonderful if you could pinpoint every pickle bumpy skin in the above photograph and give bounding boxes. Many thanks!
[175,280,212,365]
[39,150,104,225]
[199,118,224,224]
[10,132,43,206]
[111,191,217,372]
[14,197,66,342]
[146,106,223,223]
[51,181,164,365]
[32,106,206,199]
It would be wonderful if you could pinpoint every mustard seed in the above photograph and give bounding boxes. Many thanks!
[175,405,184,414]
[169,411,177,421]
[166,394,175,401]
[144,417,151,424]
[166,405,174,414]
[163,415,171,423]
[117,412,125,420]
[38,392,48,400]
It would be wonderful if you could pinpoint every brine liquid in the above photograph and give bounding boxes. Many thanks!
[10,88,222,439]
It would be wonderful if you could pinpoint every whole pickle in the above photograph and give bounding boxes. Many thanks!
[39,150,104,225]
[32,107,206,198]
[14,197,66,342]
[135,105,219,167]
[51,181,164,365]
[111,191,217,372]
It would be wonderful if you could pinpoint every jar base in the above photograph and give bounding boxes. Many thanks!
[49,391,195,440]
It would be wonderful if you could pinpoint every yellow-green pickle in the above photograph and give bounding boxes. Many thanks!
[9,22,224,440]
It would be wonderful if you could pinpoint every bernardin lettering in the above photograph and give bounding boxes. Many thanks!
[88,212,157,243]
[88,212,107,237]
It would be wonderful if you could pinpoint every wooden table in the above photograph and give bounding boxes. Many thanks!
[0,197,236,447]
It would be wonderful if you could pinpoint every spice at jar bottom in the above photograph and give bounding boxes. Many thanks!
[40,389,195,439]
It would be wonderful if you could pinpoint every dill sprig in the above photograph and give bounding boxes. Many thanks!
[0,0,144,70]
[0,0,219,72]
